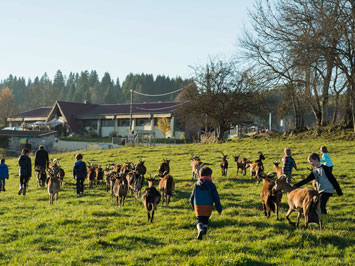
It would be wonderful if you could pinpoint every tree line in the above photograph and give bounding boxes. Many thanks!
[0,71,190,112]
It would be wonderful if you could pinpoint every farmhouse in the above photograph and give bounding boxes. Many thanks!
[7,101,183,138]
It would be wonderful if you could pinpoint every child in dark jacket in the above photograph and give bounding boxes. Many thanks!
[282,148,297,184]
[190,166,222,240]
[73,153,87,196]
[294,153,343,225]
[18,149,32,196]
[0,158,9,191]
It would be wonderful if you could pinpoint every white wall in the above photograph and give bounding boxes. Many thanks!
[102,127,115,137]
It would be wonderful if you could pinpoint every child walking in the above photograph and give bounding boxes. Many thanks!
[190,166,222,240]
[73,153,87,196]
[0,159,9,191]
[282,148,297,184]
[294,153,343,225]
[18,149,32,196]
[320,146,334,172]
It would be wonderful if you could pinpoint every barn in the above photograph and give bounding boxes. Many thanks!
[7,101,184,138]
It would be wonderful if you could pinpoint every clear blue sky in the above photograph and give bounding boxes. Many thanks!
[0,0,253,83]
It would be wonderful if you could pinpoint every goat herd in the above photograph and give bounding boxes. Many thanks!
[39,151,322,228]
[39,158,174,223]
[194,151,322,230]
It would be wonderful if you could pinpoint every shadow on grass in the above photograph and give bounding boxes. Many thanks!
[88,235,162,251]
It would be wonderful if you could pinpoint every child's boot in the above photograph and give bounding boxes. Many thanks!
[197,223,204,240]
[203,225,208,235]
[18,184,23,195]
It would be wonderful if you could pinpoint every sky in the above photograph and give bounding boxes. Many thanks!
[0,0,254,83]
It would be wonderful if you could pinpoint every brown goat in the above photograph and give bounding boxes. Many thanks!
[234,155,250,176]
[142,175,161,223]
[113,174,128,207]
[158,158,170,177]
[158,171,175,205]
[273,161,283,178]
[127,170,144,201]
[190,155,204,180]
[248,162,263,182]
[87,164,96,189]
[134,159,147,177]
[120,162,132,174]
[272,175,321,229]
[95,165,104,186]
[219,152,228,176]
[260,173,282,220]
[47,168,60,204]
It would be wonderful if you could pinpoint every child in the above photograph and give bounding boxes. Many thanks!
[282,148,297,184]
[294,153,343,225]
[18,149,32,196]
[320,146,334,172]
[73,153,87,196]
[190,166,222,240]
[0,159,9,191]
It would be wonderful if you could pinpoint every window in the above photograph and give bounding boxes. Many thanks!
[102,119,114,127]
[136,119,149,126]
[118,119,130,127]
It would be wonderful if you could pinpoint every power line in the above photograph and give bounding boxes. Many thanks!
[132,88,183,97]
[134,102,186,111]
[131,83,194,97]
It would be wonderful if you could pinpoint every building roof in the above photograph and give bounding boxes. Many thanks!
[13,107,52,118]
[0,130,57,137]
[11,100,184,133]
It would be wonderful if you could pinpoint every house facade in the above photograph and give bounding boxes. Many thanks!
[8,101,183,139]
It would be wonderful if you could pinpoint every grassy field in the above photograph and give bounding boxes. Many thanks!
[0,137,354,265]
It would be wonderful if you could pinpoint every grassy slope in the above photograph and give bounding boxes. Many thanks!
[0,138,354,266]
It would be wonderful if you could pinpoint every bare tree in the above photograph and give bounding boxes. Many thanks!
[240,0,342,128]
[177,58,263,141]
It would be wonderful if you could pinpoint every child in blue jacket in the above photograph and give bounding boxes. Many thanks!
[0,158,9,191]
[73,153,87,196]
[320,146,334,172]
[190,166,222,240]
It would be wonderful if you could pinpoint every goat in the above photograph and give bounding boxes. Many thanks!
[158,171,175,205]
[233,154,250,176]
[126,170,144,201]
[219,152,228,176]
[87,163,96,189]
[142,174,161,223]
[255,152,266,171]
[134,159,147,177]
[47,167,60,204]
[272,175,321,229]
[35,166,46,188]
[248,162,263,183]
[104,164,112,192]
[95,165,104,186]
[260,172,282,220]
[190,155,204,180]
[112,174,128,207]
[158,158,170,177]
[273,161,283,178]
[49,160,65,186]
[120,162,132,174]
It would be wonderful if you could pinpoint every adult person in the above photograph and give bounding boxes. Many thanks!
[35,145,49,170]
[18,148,32,196]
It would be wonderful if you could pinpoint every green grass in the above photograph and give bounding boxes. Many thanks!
[0,137,354,265]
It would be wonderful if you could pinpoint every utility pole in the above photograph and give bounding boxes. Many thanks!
[129,89,133,132]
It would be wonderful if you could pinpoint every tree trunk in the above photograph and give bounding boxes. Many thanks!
[332,92,340,124]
